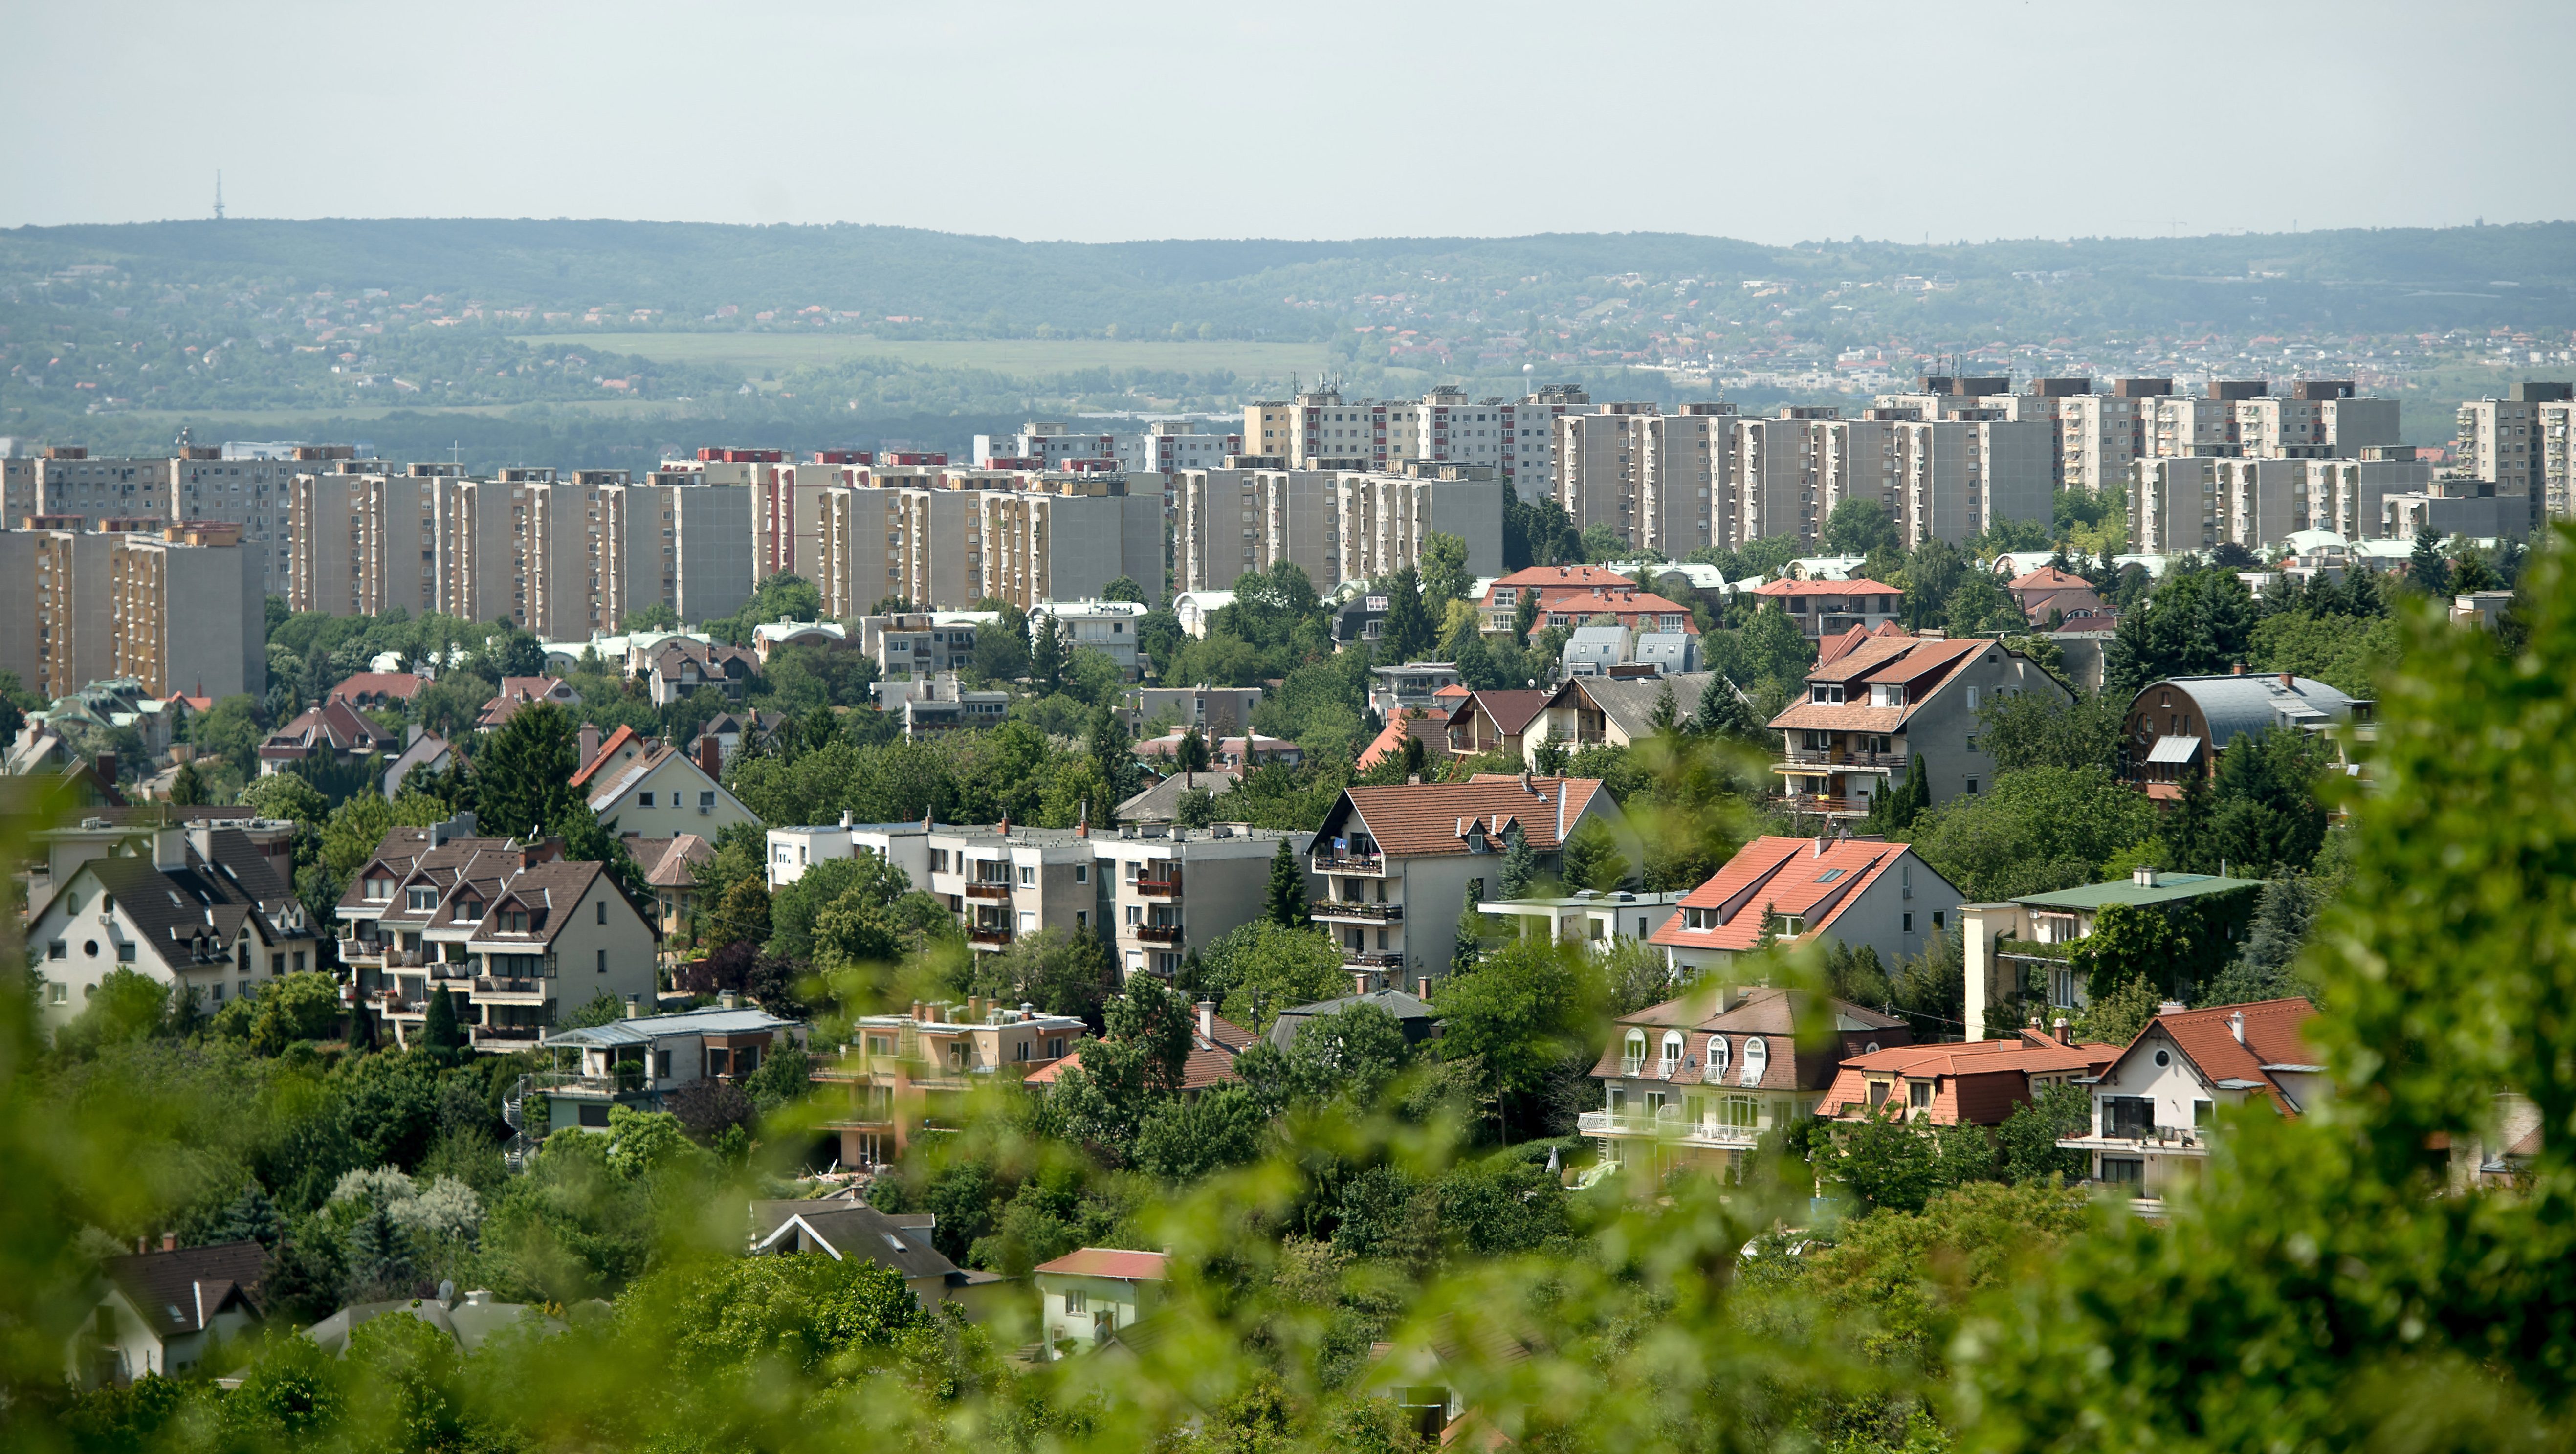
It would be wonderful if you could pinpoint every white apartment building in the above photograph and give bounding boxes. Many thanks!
[1030,599,1150,677]
[815,474,1164,615]
[970,422,1122,470]
[923,825,1100,953]
[2543,398,2576,522]
[1243,384,1592,503]
[1091,820,1310,981]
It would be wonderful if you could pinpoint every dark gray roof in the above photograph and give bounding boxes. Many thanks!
[1114,769,1242,823]
[748,1199,967,1284]
[75,832,312,977]
[1265,989,1440,1052]
[1567,672,1718,738]
[546,1006,799,1048]
[304,1295,564,1356]
[101,1240,265,1337]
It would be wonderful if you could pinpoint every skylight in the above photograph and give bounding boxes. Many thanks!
[1815,868,1844,882]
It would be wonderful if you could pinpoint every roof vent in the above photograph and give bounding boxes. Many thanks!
[2229,1010,2245,1044]
[2132,866,2160,888]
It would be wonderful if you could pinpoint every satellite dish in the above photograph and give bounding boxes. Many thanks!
[437,1279,456,1305]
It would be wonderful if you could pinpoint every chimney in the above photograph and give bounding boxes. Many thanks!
[2053,1016,2071,1046]
[2231,662,2245,675]
[1814,835,1829,857]
[1077,799,1089,839]
[579,723,600,771]
[137,1236,148,1255]
[697,734,722,777]
[1417,976,1433,1000]
[2157,1000,2187,1017]
[998,815,1011,838]
[95,752,117,785]
[2229,1010,2245,1044]
[1406,773,1421,785]
[718,990,737,1011]
[623,994,642,1019]
[1353,971,1373,996]
[911,999,925,1023]
[2278,672,2294,690]
[161,1231,176,1253]
[1196,1000,1215,1038]
[1519,771,1533,793]
[2133,865,2159,888]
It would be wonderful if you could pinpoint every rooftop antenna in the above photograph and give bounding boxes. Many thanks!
[214,171,224,221]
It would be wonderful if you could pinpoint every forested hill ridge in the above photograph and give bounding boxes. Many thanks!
[9,217,2576,340]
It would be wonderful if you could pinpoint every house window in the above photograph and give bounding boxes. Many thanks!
[1902,912,1915,932]
[596,949,607,974]
[1932,912,1945,930]
[700,793,715,808]
[638,792,655,808]
[408,887,437,911]
[706,1047,731,1078]
[1622,1029,1647,1075]
[2194,1100,2215,1128]
[47,941,64,960]
[2098,1157,2144,1186]
[1019,866,1035,886]
[597,901,608,925]
[1909,1081,1933,1111]
[1660,1031,1684,1077]
[1706,1035,1729,1080]
[579,1103,611,1128]
[1965,778,1980,795]
[1074,864,1089,884]
[1064,1288,1087,1317]
[654,1051,671,1078]
[1868,1079,1890,1107]
[2104,1096,2157,1137]
[119,944,136,963]
[1718,1094,1760,1129]
[1740,1036,1768,1086]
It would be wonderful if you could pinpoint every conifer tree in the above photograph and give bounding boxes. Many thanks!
[1499,823,1536,899]
[1265,838,1309,928]
[421,983,462,1057]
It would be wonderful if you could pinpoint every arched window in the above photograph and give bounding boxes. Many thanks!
[1660,1031,1685,1078]
[1706,1035,1729,1082]
[1740,1035,1769,1087]
[1622,1030,1647,1074]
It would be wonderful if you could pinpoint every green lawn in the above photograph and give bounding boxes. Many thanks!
[510,332,1332,380]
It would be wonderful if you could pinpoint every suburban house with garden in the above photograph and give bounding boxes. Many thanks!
[1526,673,1722,764]
[1749,576,1904,641]
[1584,985,1909,1178]
[1958,865,2264,1040]
[575,725,758,837]
[814,997,1087,1168]
[1026,998,1259,1096]
[1813,1025,2119,1125]
[1769,632,2070,819]
[64,1237,265,1388]
[1306,775,1632,995]
[748,1193,1012,1322]
[530,998,805,1137]
[2119,672,2369,798]
[1034,1248,1169,1358]
[2055,996,2323,1203]
[1649,833,1962,976]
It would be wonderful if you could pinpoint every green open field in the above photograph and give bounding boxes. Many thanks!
[509,332,1333,380]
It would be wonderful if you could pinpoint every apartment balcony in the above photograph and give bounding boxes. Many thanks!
[965,882,1012,902]
[968,927,1015,947]
[1312,901,1403,923]
[1781,748,1908,773]
[1578,1108,1761,1147]
[1340,952,1405,971]
[1777,792,1871,818]
[1313,853,1387,876]
[1135,924,1184,945]
[472,1025,543,1047]
[1135,877,1183,899]
[472,976,548,1001]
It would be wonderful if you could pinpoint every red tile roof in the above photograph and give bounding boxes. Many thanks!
[2123,997,2321,1114]
[1330,776,1607,857]
[326,672,427,703]
[1817,620,1912,666]
[1648,835,1944,952]
[1483,565,1643,596]
[2008,566,2091,592]
[1024,1012,1255,1092]
[1034,1248,1170,1281]
[570,724,644,787]
[1356,712,1451,771]
[1814,1036,2120,1121]
[1766,636,1993,733]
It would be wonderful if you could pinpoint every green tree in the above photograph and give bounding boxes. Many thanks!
[1176,726,1211,773]
[1377,565,1436,664]
[1197,920,1344,1031]
[1558,814,1626,891]
[1029,614,1066,695]
[1431,938,1595,1140]
[2406,522,2452,595]
[1498,822,1537,899]
[1825,497,1900,557]
[1086,704,1136,826]
[1977,687,2119,773]
[1265,837,1309,927]
[1995,1082,2092,1185]
[1418,531,1475,621]
[1905,765,2156,902]
[474,699,581,839]
[419,983,462,1057]
[2101,565,2258,697]
[1453,879,1486,977]
[167,760,206,806]
[1101,575,1145,604]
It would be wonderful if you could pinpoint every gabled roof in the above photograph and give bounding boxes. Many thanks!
[1265,988,1438,1052]
[621,832,714,890]
[1483,564,1646,596]
[54,831,312,976]
[2112,997,2320,1113]
[570,724,645,787]
[259,699,396,759]
[586,744,719,815]
[100,1239,265,1338]
[1545,672,1719,740]
[1649,834,1951,953]
[326,672,426,703]
[749,1199,964,1283]
[1767,636,1999,733]
[1752,577,1901,598]
[1355,712,1452,771]
[1817,620,1912,667]
[459,860,614,947]
[2008,566,2092,593]
[1815,1036,2120,1119]
[1320,776,1610,859]
[1114,769,1242,824]
[1446,689,1552,739]
[1034,1248,1171,1281]
[478,678,576,728]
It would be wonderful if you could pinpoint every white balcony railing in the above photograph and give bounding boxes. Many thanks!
[1577,1109,1762,1147]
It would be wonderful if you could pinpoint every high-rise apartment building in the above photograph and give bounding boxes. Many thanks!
[1892,417,2051,546]
[1244,384,1591,503]
[809,472,1165,616]
[2541,399,2576,521]
[288,462,450,618]
[2233,381,2400,460]
[1174,466,1337,595]
[2455,382,2574,530]
[2131,448,2433,555]
[0,521,264,701]
[1729,408,1842,549]
[1329,465,1505,588]
[1554,404,1728,558]
[2057,379,2166,495]
[2,454,35,524]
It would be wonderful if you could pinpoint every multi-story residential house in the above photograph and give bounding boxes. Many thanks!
[1174,463,1335,594]
[25,818,320,1031]
[2004,566,2110,624]
[1134,730,1301,773]
[1124,684,1263,736]
[621,831,713,942]
[1770,634,2068,817]
[475,676,580,731]
[813,997,1084,1165]
[923,824,1100,952]
[0,521,266,702]
[529,1000,805,1137]
[1891,416,2053,545]
[643,639,756,706]
[256,698,399,776]
[765,815,934,892]
[885,673,1012,737]
[1748,577,1902,642]
[1728,409,1839,549]
[1582,986,1909,1177]
[1306,775,1629,993]
[2056,996,2322,1202]
[1814,1026,2118,1125]
[1527,673,1721,764]
[1030,599,1150,678]
[64,1237,266,1388]
[38,445,334,599]
[1478,887,1687,948]
[1477,564,1675,633]
[1240,383,1589,503]
[4,452,37,523]
[1034,1248,1170,1358]
[1958,866,2264,1040]
[2541,396,2576,521]
[861,611,991,679]
[1442,689,1552,762]
[813,471,1165,614]
[1090,820,1311,980]
[2119,672,2367,798]
[1027,996,1257,1096]
[2453,382,2572,531]
[575,727,757,837]
[750,1193,1013,1322]
[1367,661,1464,720]
[2230,381,2400,460]
[1649,833,1961,976]
[335,816,658,1050]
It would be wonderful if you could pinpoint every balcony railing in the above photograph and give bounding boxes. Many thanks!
[1312,901,1403,922]
[1136,924,1184,945]
[1578,1109,1761,1146]
[472,976,547,997]
[1340,952,1404,970]
[1313,853,1387,875]
[474,1025,543,1044]
[1135,877,1182,899]
[968,927,1015,947]
[965,882,1011,901]
[1781,748,1908,772]
[1777,793,1870,816]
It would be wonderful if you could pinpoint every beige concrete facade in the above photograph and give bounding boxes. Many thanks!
[2455,383,2573,532]
[3,523,264,702]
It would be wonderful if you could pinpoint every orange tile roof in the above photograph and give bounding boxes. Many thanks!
[1330,776,1606,857]
[1034,1248,1170,1281]
[1767,636,1991,733]
[2122,997,2321,1114]
[1484,564,1641,594]
[1815,1036,2121,1119]
[1648,835,1943,952]
[1023,1013,1255,1092]
[1357,712,1452,771]
[1586,986,1904,1089]
[570,724,644,787]
[326,672,426,703]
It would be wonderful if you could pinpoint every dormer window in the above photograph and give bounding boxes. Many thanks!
[406,886,436,912]
[1809,683,1845,704]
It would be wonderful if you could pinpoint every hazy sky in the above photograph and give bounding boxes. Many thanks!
[9,0,2573,244]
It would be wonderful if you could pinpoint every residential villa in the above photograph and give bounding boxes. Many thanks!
[528,1000,805,1143]
[1088,820,1313,981]
[1958,866,2264,1040]
[748,1193,1011,1322]
[2056,997,2323,1204]
[1748,577,1903,641]
[1814,1026,2119,1125]
[1770,633,2070,818]
[1035,1248,1170,1358]
[813,997,1086,1166]
[65,1238,265,1388]
[1648,834,1962,976]
[1479,888,1688,948]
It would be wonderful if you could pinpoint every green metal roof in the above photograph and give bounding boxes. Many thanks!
[2012,872,2263,910]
